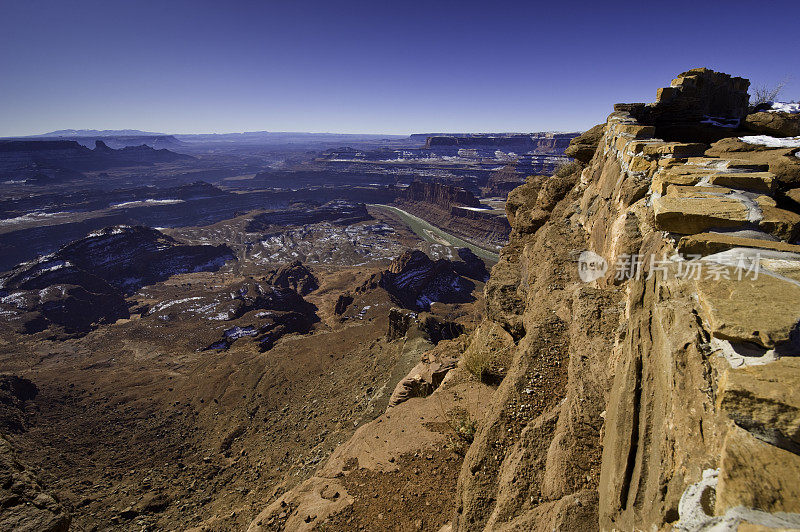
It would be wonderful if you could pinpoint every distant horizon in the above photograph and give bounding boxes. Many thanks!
[2,0,798,137]
[5,128,584,139]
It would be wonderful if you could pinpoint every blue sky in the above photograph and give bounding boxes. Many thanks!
[1,0,798,136]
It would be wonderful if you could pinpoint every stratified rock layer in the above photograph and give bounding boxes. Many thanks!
[249,68,800,532]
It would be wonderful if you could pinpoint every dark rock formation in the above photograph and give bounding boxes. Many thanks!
[246,201,371,232]
[0,226,234,335]
[169,281,319,352]
[387,307,417,340]
[0,139,193,183]
[619,68,751,143]
[0,375,38,433]
[374,250,475,310]
[334,293,354,316]
[453,247,489,282]
[266,261,318,296]
[3,226,234,294]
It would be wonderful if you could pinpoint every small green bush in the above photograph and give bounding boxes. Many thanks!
[554,160,583,178]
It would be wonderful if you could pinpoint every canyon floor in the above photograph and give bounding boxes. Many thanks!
[0,205,490,531]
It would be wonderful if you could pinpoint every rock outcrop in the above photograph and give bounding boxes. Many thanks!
[0,376,37,434]
[370,249,476,310]
[745,111,800,137]
[265,260,319,296]
[400,181,482,209]
[453,67,800,531]
[396,182,511,250]
[146,279,319,351]
[249,68,800,532]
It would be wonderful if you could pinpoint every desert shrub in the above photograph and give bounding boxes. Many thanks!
[750,78,788,106]
[463,345,494,379]
[464,343,513,385]
[554,160,583,178]
[444,409,478,455]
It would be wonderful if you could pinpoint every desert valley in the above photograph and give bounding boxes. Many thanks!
[2,2,800,531]
[3,67,800,531]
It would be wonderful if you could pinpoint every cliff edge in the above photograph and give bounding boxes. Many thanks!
[248,68,800,531]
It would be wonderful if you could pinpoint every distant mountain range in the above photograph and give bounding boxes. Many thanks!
[34,129,167,137]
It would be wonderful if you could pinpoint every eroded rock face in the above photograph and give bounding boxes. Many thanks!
[400,181,482,209]
[451,68,800,532]
[565,124,605,164]
[717,358,800,453]
[266,260,319,296]
[374,250,476,311]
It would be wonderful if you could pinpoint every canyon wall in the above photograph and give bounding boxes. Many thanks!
[249,68,800,531]
[397,182,511,251]
[454,67,800,531]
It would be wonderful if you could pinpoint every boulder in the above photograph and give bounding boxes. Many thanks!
[565,124,605,164]
[388,342,460,407]
[718,358,800,452]
[717,425,800,515]
[653,195,751,234]
[745,112,800,138]
[708,172,776,193]
[758,203,800,242]
[694,265,800,348]
[705,138,800,188]
[653,190,800,240]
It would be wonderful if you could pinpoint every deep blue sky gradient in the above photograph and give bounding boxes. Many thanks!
[1,0,798,136]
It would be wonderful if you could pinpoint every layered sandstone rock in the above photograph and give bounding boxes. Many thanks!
[396,182,511,250]
[452,68,800,531]
[249,68,800,532]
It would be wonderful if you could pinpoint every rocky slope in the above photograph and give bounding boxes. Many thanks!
[249,68,800,531]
